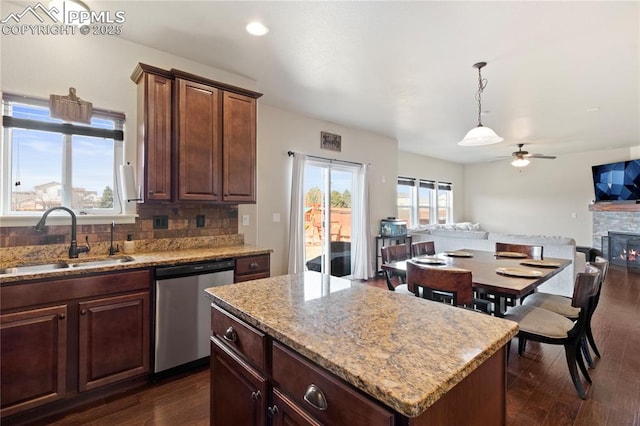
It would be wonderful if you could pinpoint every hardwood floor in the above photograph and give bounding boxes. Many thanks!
[44,267,639,425]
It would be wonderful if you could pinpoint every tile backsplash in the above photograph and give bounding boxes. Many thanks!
[0,204,240,253]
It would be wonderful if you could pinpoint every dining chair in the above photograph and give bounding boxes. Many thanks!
[411,241,436,257]
[405,260,474,307]
[504,265,601,399]
[495,242,543,259]
[380,244,413,295]
[522,257,609,368]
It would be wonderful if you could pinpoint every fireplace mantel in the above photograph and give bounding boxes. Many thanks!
[588,202,640,212]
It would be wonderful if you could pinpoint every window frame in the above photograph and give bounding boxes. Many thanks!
[1,93,135,226]
[397,177,453,227]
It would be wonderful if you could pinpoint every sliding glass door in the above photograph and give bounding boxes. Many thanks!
[303,160,356,277]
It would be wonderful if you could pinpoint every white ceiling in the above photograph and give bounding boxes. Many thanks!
[65,1,640,163]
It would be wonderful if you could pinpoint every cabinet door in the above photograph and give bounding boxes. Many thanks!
[141,72,173,201]
[270,388,321,426]
[211,337,267,426]
[177,78,222,201]
[222,91,256,203]
[78,292,150,392]
[0,305,67,417]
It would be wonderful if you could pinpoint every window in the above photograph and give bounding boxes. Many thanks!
[437,182,452,224]
[418,180,435,226]
[2,95,125,216]
[396,177,415,227]
[397,177,453,226]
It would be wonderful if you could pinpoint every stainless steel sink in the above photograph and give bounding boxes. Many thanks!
[0,262,70,275]
[69,256,135,268]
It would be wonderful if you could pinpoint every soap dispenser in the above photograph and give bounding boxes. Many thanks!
[123,234,135,254]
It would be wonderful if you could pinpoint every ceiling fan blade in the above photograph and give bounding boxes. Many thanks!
[526,154,557,159]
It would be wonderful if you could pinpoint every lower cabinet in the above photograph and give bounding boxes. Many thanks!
[234,254,270,283]
[0,305,68,417]
[78,292,150,392]
[210,305,395,426]
[210,338,267,426]
[0,269,152,419]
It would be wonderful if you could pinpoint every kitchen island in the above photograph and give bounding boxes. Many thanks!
[205,271,518,425]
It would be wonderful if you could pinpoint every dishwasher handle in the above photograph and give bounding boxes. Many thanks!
[155,259,235,279]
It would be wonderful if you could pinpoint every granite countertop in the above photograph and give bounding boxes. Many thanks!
[205,271,519,418]
[0,244,272,284]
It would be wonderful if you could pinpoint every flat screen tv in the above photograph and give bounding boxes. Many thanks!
[591,159,640,202]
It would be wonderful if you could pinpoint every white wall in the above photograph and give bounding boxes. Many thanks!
[241,104,398,275]
[397,151,465,223]
[464,146,640,246]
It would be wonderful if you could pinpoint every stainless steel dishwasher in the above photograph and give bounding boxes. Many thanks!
[154,259,235,374]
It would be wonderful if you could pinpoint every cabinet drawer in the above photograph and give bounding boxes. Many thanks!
[211,304,266,371]
[272,342,395,426]
[234,254,270,282]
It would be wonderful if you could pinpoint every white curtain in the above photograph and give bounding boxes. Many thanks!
[351,164,372,279]
[287,154,307,273]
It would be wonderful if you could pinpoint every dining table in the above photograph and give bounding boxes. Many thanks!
[381,248,572,316]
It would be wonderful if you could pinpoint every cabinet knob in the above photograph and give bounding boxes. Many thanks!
[251,390,261,401]
[148,190,155,195]
[58,313,66,319]
[267,405,279,417]
[80,309,87,315]
[303,384,328,411]
[223,326,238,343]
[249,262,259,270]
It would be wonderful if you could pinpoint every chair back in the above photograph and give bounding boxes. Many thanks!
[587,257,609,313]
[571,265,601,312]
[406,261,473,306]
[495,242,543,259]
[381,244,409,264]
[411,241,435,257]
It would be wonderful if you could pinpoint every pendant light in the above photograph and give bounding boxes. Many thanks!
[458,62,504,146]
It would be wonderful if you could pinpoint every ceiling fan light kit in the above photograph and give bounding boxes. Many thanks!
[459,62,504,147]
[511,158,530,168]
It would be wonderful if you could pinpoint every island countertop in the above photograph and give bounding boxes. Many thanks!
[205,271,519,418]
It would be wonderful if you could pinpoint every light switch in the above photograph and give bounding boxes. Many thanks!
[273,213,281,223]
[242,215,250,226]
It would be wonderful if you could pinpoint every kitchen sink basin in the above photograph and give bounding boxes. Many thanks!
[69,256,135,268]
[0,262,70,275]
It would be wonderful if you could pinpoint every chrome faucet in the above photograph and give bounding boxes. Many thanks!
[34,207,90,259]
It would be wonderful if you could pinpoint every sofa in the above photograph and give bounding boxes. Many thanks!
[409,223,586,297]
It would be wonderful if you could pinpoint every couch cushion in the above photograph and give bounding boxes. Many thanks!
[488,233,576,245]
[430,229,488,239]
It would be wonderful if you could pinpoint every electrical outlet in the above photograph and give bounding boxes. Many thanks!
[242,215,250,226]
[153,215,168,229]
[42,235,65,244]
[196,215,205,227]
[273,213,281,223]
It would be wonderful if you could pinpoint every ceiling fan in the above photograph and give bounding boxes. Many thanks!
[504,144,557,167]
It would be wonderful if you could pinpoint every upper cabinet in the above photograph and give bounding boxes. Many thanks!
[131,63,262,204]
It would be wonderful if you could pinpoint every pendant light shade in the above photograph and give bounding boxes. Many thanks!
[458,62,503,146]
[459,125,503,146]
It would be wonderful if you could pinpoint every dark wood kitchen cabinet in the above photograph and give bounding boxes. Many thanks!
[0,269,152,421]
[176,78,222,201]
[234,253,270,283]
[222,91,256,202]
[78,292,150,392]
[132,63,173,202]
[0,305,68,417]
[131,63,262,204]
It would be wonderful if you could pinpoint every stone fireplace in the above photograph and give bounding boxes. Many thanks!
[590,202,640,270]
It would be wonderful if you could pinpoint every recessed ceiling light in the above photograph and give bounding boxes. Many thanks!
[586,107,600,112]
[246,22,269,36]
